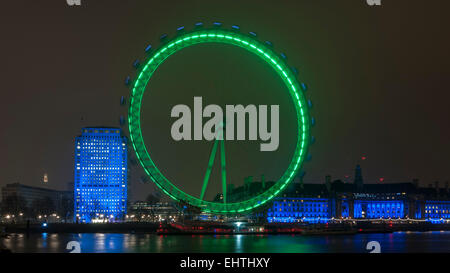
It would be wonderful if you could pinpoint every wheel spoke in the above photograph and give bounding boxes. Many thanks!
[200,138,219,200]
[220,138,227,204]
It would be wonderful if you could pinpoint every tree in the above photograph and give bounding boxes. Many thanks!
[60,196,73,222]
[1,194,28,217]
[145,193,160,204]
[31,197,55,218]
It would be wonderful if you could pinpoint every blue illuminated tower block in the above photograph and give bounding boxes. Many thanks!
[74,128,128,223]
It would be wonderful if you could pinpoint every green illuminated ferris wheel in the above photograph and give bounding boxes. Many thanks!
[124,23,313,214]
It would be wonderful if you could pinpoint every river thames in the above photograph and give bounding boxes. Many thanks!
[2,231,449,253]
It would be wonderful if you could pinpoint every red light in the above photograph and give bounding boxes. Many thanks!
[379,178,385,182]
[361,156,367,160]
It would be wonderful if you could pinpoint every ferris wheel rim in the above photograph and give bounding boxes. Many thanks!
[128,27,311,214]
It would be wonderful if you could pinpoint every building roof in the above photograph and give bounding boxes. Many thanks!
[2,182,71,194]
[225,180,450,201]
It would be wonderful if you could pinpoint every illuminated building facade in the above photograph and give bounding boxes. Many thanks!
[340,199,350,218]
[222,166,449,223]
[353,200,405,219]
[267,198,330,223]
[265,185,450,223]
[74,127,128,223]
[264,182,450,223]
[425,201,450,222]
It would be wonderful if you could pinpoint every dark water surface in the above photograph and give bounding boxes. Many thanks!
[2,231,449,253]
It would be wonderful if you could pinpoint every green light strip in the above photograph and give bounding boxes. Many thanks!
[200,138,219,200]
[128,28,310,214]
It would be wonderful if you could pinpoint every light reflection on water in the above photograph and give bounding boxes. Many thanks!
[2,231,449,253]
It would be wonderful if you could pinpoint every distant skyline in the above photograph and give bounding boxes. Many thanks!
[1,0,449,201]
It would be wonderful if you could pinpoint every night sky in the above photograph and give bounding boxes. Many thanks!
[1,0,449,202]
